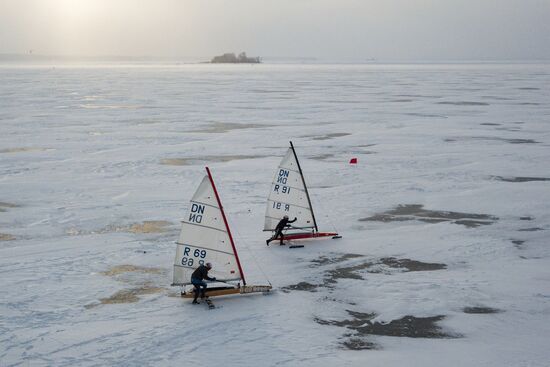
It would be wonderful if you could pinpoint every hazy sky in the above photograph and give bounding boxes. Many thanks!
[1,0,549,61]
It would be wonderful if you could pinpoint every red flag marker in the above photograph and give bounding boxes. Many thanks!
[349,157,358,164]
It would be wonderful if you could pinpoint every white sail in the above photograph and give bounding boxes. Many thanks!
[173,174,243,286]
[264,147,315,231]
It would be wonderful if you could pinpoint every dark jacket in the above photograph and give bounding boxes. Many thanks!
[275,217,297,232]
[191,265,215,281]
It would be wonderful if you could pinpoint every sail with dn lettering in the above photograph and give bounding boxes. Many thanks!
[172,167,271,298]
[264,141,341,242]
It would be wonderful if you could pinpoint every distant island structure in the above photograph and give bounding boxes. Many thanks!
[210,52,261,64]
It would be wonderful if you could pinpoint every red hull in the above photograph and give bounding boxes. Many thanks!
[282,232,339,241]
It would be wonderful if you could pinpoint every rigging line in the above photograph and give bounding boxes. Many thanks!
[227,215,272,286]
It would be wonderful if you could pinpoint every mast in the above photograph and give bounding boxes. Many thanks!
[205,166,246,285]
[289,141,319,233]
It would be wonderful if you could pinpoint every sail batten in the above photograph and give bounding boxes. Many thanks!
[178,221,227,233]
[276,167,301,174]
[189,200,220,209]
[175,243,236,256]
[266,185,307,192]
[266,200,312,211]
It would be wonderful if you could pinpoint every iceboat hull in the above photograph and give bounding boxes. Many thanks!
[181,285,272,298]
[279,232,340,241]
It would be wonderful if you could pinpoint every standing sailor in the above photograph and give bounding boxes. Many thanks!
[266,215,297,246]
[190,262,216,304]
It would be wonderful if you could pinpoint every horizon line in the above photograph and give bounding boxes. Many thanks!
[1,53,550,65]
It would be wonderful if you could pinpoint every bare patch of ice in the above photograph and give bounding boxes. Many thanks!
[0,233,16,241]
[281,282,321,293]
[306,133,351,141]
[160,155,262,166]
[316,310,459,348]
[360,204,498,228]
[0,147,50,153]
[0,201,20,212]
[67,220,172,235]
[437,101,489,106]
[463,306,502,314]
[100,265,165,277]
[87,286,165,307]
[189,122,265,133]
[492,176,550,183]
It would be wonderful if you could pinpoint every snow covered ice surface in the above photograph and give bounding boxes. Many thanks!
[1,63,550,366]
